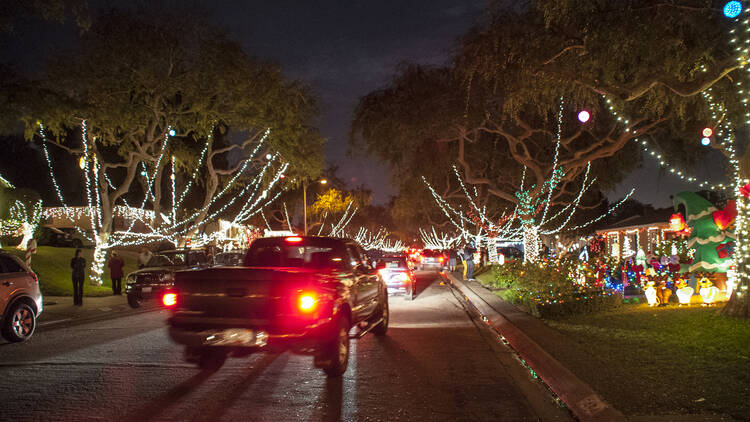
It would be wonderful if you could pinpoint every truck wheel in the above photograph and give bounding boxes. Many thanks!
[127,293,141,308]
[405,283,415,301]
[1,302,36,343]
[372,294,389,336]
[316,315,350,377]
[198,348,227,372]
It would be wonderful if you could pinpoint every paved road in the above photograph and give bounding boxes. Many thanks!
[0,271,568,421]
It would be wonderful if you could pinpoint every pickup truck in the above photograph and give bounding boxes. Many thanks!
[163,236,389,377]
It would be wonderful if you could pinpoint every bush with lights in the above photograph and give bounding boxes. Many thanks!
[491,258,622,318]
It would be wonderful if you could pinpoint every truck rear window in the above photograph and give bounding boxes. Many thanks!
[244,244,342,269]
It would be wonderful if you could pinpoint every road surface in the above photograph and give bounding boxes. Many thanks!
[0,271,569,421]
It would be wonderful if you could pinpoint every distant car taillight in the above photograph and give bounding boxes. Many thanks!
[162,291,179,308]
[297,292,318,313]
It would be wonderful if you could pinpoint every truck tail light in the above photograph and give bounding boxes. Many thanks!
[298,292,317,312]
[285,236,303,243]
[162,291,179,308]
[438,256,444,263]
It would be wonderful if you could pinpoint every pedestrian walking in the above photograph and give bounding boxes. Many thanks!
[70,249,86,306]
[108,251,125,295]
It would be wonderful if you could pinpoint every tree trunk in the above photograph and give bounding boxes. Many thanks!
[523,224,540,262]
[722,195,750,318]
[722,287,749,318]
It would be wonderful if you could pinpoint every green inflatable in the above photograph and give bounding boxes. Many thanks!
[672,192,735,273]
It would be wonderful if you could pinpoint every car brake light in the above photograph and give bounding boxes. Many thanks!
[439,257,444,263]
[285,236,303,243]
[298,293,317,312]
[162,292,178,308]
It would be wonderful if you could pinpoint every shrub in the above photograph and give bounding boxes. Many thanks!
[490,259,622,318]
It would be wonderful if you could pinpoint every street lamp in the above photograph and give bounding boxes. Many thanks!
[303,179,327,235]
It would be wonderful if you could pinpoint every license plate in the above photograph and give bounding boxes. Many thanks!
[141,287,152,293]
[203,329,268,347]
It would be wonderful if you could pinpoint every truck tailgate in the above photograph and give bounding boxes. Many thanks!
[174,267,310,320]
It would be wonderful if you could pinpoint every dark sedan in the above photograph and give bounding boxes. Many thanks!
[125,249,210,308]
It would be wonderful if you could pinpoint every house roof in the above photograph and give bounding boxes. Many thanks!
[596,207,675,233]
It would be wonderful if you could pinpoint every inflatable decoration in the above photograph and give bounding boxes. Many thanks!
[698,277,719,305]
[675,278,694,306]
[712,200,737,231]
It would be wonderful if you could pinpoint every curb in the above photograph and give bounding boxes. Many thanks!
[443,272,625,422]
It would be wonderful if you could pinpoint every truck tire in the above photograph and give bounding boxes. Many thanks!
[198,348,227,372]
[127,293,141,308]
[316,315,350,377]
[371,294,389,336]
[405,282,415,301]
[1,302,36,342]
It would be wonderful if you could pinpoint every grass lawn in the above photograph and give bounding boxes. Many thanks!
[2,246,140,297]
[544,304,750,418]
[474,264,495,286]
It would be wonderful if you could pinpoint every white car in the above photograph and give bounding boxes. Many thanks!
[0,251,43,342]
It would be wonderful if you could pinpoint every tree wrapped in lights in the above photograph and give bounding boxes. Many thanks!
[12,10,323,283]
[420,227,460,250]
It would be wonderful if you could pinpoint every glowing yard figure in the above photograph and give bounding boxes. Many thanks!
[699,277,720,305]
[675,279,694,306]
[644,280,659,307]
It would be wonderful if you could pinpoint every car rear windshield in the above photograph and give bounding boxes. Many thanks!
[422,250,443,257]
[379,257,408,269]
[244,239,345,269]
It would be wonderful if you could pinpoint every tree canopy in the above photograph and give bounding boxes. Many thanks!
[351,0,739,228]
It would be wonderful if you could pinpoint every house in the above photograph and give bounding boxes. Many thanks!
[595,208,682,259]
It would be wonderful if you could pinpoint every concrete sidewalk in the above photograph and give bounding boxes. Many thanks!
[38,294,159,328]
[444,271,625,422]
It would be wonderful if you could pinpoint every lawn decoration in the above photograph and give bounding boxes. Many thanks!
[655,277,672,306]
[712,200,737,231]
[643,276,658,307]
[699,277,720,306]
[675,278,694,306]
[673,192,735,275]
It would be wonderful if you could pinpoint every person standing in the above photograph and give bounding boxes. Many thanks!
[108,251,125,295]
[70,249,86,306]
[448,248,457,272]
[465,242,477,281]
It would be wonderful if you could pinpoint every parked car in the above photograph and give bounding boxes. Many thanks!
[418,249,446,271]
[163,236,389,376]
[125,249,210,308]
[0,250,43,342]
[213,250,245,267]
[38,226,93,249]
[376,255,416,300]
[497,246,523,262]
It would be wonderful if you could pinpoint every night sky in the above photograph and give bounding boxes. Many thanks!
[0,1,729,208]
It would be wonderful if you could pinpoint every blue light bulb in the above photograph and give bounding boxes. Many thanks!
[724,1,742,18]
[701,137,711,146]
[168,129,176,136]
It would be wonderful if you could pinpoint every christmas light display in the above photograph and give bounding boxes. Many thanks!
[420,227,460,250]
[38,121,288,282]
[424,100,633,262]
